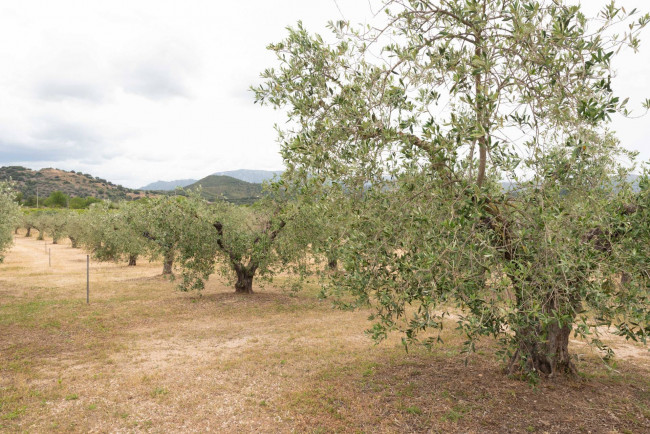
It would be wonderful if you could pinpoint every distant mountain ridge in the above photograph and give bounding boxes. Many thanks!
[139,179,197,191]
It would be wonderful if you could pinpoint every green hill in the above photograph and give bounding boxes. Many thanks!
[184,175,263,205]
[0,166,150,202]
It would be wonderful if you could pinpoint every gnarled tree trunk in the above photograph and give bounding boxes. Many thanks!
[510,320,575,377]
[69,236,78,248]
[234,264,257,294]
[25,227,31,237]
[128,254,137,266]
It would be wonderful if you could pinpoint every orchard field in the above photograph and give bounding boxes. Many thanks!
[1,232,648,433]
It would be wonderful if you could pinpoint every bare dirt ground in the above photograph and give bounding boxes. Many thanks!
[1,233,649,433]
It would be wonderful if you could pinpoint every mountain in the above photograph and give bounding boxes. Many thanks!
[0,166,149,201]
[139,179,197,191]
[185,175,263,205]
[212,169,282,184]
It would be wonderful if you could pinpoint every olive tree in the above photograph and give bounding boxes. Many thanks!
[255,0,650,377]
[77,202,148,266]
[146,190,314,294]
[31,211,47,241]
[40,211,68,244]
[203,198,300,294]
[22,213,36,237]
[64,211,84,248]
[0,182,20,261]
[129,195,211,275]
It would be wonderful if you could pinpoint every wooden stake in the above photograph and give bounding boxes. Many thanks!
[86,255,90,304]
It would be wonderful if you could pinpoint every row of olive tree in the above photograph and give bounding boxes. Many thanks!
[10,191,329,295]
[58,190,321,293]
[18,210,78,244]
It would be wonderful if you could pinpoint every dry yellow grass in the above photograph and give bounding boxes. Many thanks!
[1,233,649,433]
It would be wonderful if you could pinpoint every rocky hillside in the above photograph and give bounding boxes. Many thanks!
[0,166,149,201]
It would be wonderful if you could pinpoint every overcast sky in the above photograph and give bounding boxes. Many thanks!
[0,1,648,188]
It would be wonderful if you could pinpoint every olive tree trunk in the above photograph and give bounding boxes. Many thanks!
[69,236,78,248]
[162,249,174,275]
[128,254,137,266]
[510,321,575,377]
[508,287,579,377]
[25,227,31,237]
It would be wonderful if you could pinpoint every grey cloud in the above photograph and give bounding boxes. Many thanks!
[0,143,79,163]
[0,118,118,165]
[119,45,197,100]
[33,120,102,145]
[35,79,107,103]
[122,65,190,99]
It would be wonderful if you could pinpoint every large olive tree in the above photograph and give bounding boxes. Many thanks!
[255,0,649,377]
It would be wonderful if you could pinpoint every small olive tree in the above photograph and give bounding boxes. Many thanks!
[256,0,650,377]
[21,213,36,237]
[147,190,314,294]
[76,202,148,266]
[31,211,47,241]
[64,211,85,248]
[127,196,201,275]
[40,211,68,244]
[205,199,294,293]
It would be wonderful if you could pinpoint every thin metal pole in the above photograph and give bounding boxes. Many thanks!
[86,255,90,304]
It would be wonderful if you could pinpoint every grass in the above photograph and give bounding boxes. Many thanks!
[1,233,649,432]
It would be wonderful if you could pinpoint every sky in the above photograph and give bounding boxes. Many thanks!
[0,0,648,188]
